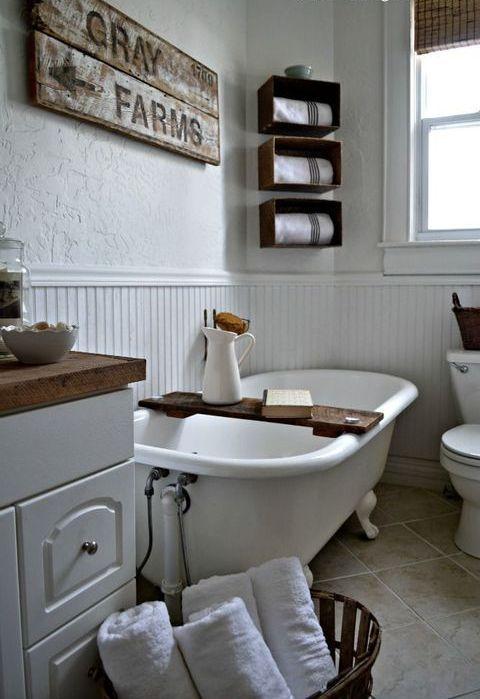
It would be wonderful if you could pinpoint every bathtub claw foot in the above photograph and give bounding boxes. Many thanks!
[303,564,314,588]
[356,490,379,540]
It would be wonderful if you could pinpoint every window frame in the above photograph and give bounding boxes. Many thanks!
[382,0,480,277]
[415,52,480,242]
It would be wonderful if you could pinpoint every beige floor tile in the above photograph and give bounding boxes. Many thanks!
[372,621,480,699]
[339,507,395,534]
[405,512,461,554]
[430,609,480,664]
[309,538,368,581]
[375,483,406,496]
[451,552,480,579]
[378,558,480,620]
[339,523,441,571]
[315,573,417,630]
[375,486,458,522]
[425,488,463,511]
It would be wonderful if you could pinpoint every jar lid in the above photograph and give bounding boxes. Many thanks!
[0,222,23,248]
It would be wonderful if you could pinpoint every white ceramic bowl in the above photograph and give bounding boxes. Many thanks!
[1,326,79,364]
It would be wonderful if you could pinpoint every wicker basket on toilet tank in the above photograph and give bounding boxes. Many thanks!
[93,589,381,699]
[452,293,480,350]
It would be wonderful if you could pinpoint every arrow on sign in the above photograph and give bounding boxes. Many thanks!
[49,59,98,95]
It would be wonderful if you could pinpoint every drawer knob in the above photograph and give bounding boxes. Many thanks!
[82,540,99,555]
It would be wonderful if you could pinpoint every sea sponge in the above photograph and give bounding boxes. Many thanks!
[215,312,248,335]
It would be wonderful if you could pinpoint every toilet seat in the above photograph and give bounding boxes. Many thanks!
[441,425,480,467]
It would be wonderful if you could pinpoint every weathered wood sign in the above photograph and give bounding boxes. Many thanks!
[29,0,220,164]
[31,32,220,164]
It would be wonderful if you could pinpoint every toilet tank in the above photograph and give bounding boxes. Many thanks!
[448,349,480,423]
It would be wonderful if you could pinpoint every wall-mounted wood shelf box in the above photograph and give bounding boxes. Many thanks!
[258,137,341,193]
[260,199,342,248]
[258,76,340,137]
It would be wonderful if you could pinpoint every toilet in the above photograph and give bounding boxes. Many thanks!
[441,349,480,558]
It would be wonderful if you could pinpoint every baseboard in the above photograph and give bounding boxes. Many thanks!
[382,455,448,492]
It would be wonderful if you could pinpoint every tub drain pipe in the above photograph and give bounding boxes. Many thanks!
[175,474,196,587]
[160,485,184,623]
[160,473,197,623]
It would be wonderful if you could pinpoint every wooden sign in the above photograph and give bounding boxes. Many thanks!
[31,32,220,164]
[30,0,220,164]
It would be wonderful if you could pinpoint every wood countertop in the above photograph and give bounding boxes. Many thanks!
[0,352,146,413]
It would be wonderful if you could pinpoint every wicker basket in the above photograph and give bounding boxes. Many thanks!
[452,293,480,350]
[93,589,381,699]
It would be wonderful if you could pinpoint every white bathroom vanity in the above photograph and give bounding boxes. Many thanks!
[0,353,145,699]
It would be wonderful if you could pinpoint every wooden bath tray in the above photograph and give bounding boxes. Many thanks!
[138,392,383,438]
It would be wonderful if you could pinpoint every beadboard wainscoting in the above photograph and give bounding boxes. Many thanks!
[30,268,480,489]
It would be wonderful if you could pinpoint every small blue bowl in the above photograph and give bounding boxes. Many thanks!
[284,64,313,79]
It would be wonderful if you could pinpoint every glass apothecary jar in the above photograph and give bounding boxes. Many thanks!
[0,222,30,358]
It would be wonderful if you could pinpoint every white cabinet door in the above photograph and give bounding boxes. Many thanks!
[0,508,26,699]
[25,580,135,699]
[17,461,135,646]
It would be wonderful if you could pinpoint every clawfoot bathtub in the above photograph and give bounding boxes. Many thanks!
[134,369,417,584]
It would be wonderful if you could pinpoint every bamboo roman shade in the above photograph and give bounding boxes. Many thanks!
[415,0,480,53]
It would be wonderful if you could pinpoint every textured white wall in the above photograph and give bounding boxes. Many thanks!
[333,0,384,273]
[245,0,336,274]
[0,0,247,271]
[0,0,382,274]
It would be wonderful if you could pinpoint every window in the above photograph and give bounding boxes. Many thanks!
[382,1,480,275]
[416,45,480,241]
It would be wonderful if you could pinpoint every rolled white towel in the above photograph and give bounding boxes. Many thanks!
[97,602,199,699]
[274,97,333,127]
[275,213,334,246]
[274,155,334,185]
[249,557,336,699]
[174,597,293,699]
[182,572,262,631]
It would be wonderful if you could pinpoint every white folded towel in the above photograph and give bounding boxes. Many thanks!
[274,97,333,127]
[249,557,336,699]
[97,601,199,699]
[274,155,334,185]
[275,213,334,246]
[174,597,293,699]
[182,572,262,631]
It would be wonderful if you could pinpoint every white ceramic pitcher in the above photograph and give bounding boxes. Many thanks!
[202,327,256,405]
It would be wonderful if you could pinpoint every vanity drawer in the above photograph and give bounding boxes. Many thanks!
[17,461,135,646]
[25,580,135,699]
[0,388,134,508]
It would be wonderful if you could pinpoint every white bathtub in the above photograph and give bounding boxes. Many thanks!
[134,369,417,584]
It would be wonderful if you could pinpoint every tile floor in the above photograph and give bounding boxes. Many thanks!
[310,483,480,699]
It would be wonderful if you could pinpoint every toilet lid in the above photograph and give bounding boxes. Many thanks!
[442,425,480,461]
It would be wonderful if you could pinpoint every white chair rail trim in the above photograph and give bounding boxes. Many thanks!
[30,265,480,288]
